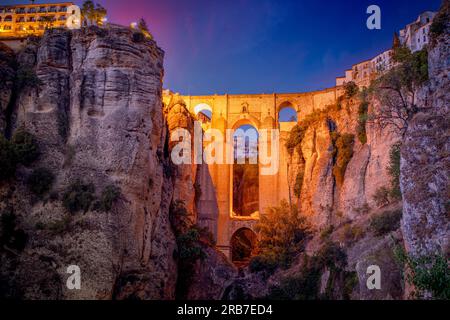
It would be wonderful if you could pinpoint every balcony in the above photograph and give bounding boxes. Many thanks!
[39,7,47,13]
[48,7,57,13]
[58,6,68,13]
[16,8,26,14]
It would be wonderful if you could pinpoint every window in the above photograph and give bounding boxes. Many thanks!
[4,25,12,30]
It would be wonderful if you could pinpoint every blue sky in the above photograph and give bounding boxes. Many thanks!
[3,0,442,95]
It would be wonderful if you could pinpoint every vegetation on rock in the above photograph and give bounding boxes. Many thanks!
[395,247,450,300]
[387,142,402,200]
[0,130,40,181]
[369,209,402,236]
[369,46,429,137]
[331,133,355,187]
[27,168,55,198]
[98,185,121,212]
[62,180,96,214]
[250,201,310,273]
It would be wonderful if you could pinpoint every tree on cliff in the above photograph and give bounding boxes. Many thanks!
[369,46,429,137]
[81,1,107,26]
[137,18,154,39]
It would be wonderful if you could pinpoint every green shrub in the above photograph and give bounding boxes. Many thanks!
[395,247,450,300]
[99,185,120,212]
[344,81,359,99]
[388,143,402,200]
[249,253,279,274]
[332,133,355,187]
[293,170,304,198]
[267,241,348,300]
[253,201,310,272]
[12,129,40,166]
[357,101,369,144]
[0,208,28,252]
[27,168,55,198]
[15,66,42,92]
[373,186,391,208]
[62,180,96,214]
[369,209,402,236]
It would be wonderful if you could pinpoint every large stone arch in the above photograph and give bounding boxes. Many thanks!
[230,115,261,131]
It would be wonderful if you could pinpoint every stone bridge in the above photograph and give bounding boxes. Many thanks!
[164,87,342,259]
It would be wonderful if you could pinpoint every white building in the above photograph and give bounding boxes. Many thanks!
[399,11,436,52]
[371,49,394,74]
[335,11,437,87]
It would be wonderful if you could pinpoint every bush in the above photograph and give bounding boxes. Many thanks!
[249,253,279,274]
[395,247,450,300]
[339,224,365,246]
[267,241,348,300]
[12,129,40,166]
[332,133,355,187]
[369,209,402,236]
[98,185,120,212]
[62,180,96,214]
[27,168,55,198]
[253,201,310,272]
[388,143,402,200]
[15,66,42,92]
[357,102,369,144]
[344,81,359,99]
[373,186,391,208]
[293,170,304,198]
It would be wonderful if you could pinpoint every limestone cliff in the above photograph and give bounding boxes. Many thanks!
[401,18,450,257]
[0,26,177,300]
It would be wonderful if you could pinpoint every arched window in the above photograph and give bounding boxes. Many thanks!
[194,103,212,124]
[278,102,298,123]
[233,125,259,217]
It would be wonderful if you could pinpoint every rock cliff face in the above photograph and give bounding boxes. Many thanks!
[290,101,399,229]
[401,26,450,257]
[0,26,177,300]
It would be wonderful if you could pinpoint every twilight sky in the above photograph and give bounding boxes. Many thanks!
[4,0,442,95]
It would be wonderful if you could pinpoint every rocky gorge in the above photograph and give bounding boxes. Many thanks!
[0,3,448,301]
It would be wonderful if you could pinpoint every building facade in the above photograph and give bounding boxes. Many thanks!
[0,2,74,39]
[335,11,436,87]
[399,11,436,52]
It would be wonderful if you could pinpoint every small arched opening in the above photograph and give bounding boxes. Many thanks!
[230,228,258,264]
[194,103,212,124]
[278,102,298,132]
